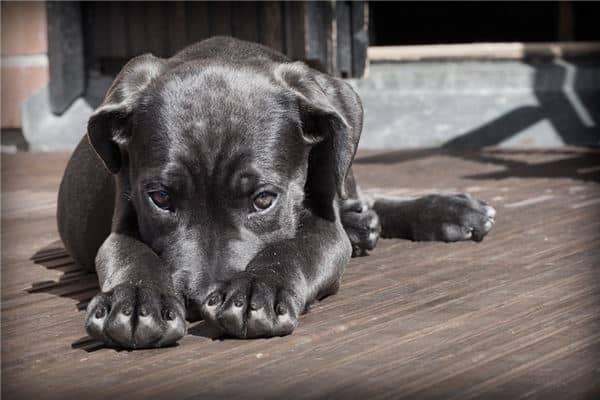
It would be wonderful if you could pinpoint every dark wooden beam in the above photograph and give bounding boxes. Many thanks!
[283,1,306,62]
[336,1,353,78]
[259,2,284,53]
[351,1,369,78]
[47,1,85,114]
[304,1,336,74]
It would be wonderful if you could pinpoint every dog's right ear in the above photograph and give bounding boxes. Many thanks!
[87,54,167,174]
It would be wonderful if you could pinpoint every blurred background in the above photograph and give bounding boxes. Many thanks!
[1,1,599,152]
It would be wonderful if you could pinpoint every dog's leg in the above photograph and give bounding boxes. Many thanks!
[200,212,350,339]
[57,137,115,271]
[84,206,187,349]
[58,138,185,349]
[373,193,496,242]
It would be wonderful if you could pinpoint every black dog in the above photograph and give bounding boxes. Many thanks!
[57,37,495,349]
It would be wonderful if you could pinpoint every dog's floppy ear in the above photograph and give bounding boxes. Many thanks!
[87,54,167,173]
[275,62,360,204]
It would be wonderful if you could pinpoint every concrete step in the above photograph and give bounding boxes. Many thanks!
[352,59,600,149]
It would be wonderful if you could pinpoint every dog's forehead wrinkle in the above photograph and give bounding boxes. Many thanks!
[172,124,297,187]
[138,64,305,185]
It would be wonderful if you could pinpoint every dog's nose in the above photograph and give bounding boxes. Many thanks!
[185,296,205,322]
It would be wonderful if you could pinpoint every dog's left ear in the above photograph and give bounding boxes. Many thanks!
[275,62,361,203]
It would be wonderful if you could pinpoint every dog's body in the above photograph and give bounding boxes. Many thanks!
[57,37,495,348]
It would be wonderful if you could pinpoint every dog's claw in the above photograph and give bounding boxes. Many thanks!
[94,307,106,319]
[165,309,176,321]
[201,272,300,339]
[341,199,381,257]
[414,194,496,242]
[85,283,186,349]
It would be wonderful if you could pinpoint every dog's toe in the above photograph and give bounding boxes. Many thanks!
[85,283,186,349]
[202,274,299,339]
[341,200,381,257]
[414,194,496,243]
[217,295,247,337]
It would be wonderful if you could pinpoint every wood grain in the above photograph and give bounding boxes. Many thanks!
[1,148,599,399]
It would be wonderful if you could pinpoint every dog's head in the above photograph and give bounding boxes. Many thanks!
[87,51,359,318]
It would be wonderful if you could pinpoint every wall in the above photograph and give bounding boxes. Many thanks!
[1,1,49,128]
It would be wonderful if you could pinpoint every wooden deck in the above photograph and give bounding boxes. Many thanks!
[2,148,600,399]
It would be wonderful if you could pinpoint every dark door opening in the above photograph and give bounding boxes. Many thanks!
[369,2,600,46]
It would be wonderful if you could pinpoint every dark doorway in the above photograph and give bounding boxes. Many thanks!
[369,2,600,46]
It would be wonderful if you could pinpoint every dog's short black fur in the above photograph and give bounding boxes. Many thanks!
[57,37,495,348]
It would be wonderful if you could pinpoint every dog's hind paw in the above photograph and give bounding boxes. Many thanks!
[85,283,186,349]
[412,193,496,242]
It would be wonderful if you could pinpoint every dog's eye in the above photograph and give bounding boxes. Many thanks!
[253,191,277,211]
[149,190,172,210]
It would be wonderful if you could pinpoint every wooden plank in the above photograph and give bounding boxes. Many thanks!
[208,1,232,37]
[283,1,305,61]
[350,1,368,77]
[81,2,108,71]
[125,2,148,57]
[144,1,168,57]
[2,148,600,399]
[107,2,127,59]
[185,1,209,44]
[336,1,352,78]
[258,2,284,53]
[304,1,335,74]
[368,41,600,62]
[231,1,258,43]
[166,1,188,54]
[46,1,84,113]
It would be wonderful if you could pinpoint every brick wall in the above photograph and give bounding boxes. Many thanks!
[1,1,49,128]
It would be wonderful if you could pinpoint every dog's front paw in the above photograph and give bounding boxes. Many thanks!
[85,283,186,349]
[414,193,496,242]
[340,199,381,257]
[201,272,302,339]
